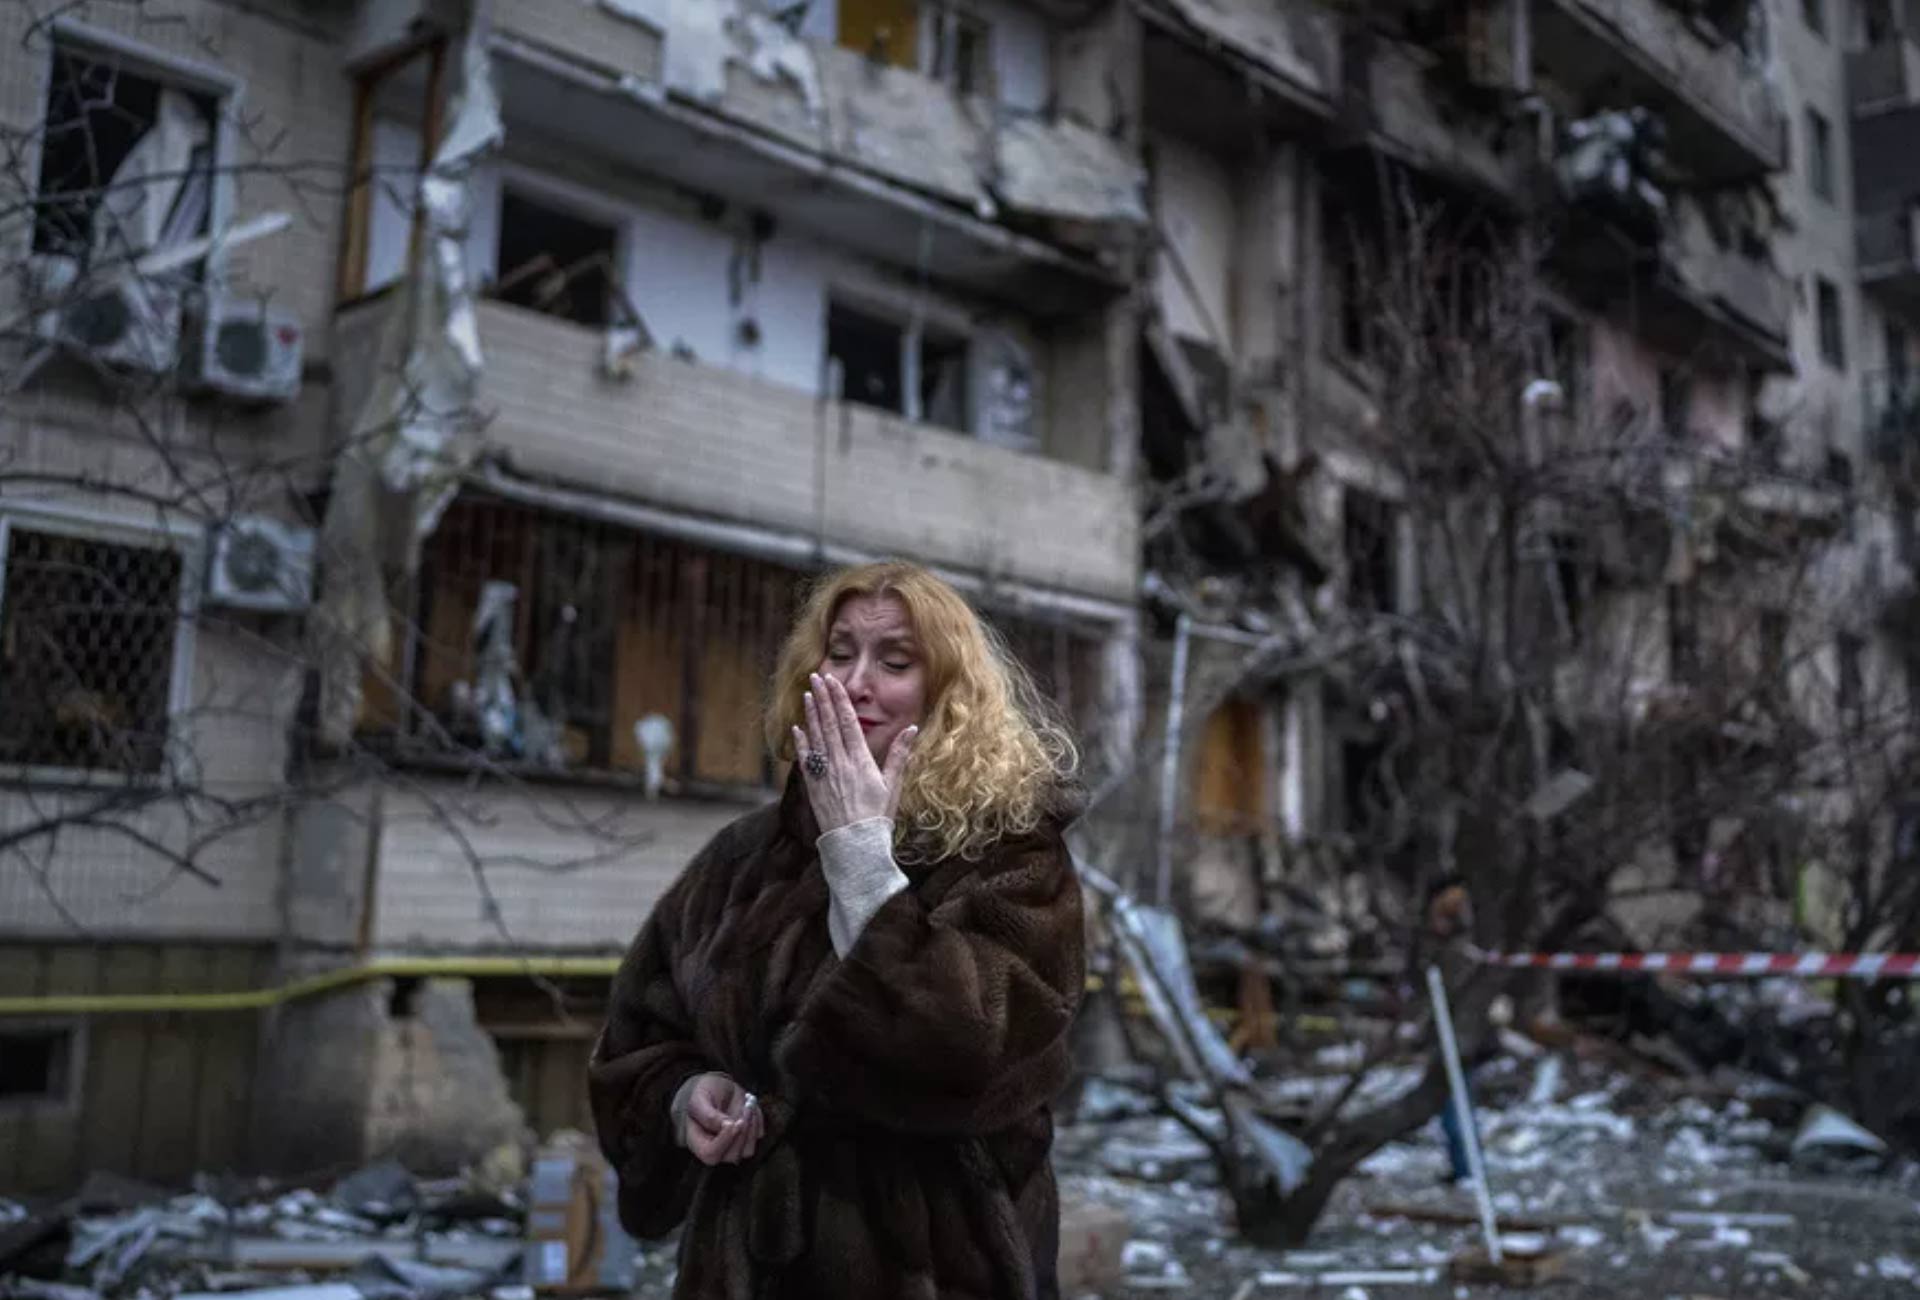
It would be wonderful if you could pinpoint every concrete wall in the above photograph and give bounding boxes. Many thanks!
[366,119,1055,429]
[368,777,747,952]
[0,1,355,357]
[0,2,352,942]
[1767,0,1864,466]
[473,300,1140,600]
[1149,130,1236,353]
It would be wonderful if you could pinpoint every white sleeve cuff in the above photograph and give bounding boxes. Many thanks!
[817,817,909,956]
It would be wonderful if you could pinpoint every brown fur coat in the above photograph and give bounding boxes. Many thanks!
[588,773,1086,1299]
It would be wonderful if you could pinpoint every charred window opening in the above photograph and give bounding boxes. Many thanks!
[0,1024,80,1105]
[1837,633,1864,717]
[1339,737,1389,835]
[1343,488,1400,614]
[827,299,972,433]
[1548,532,1589,646]
[1817,277,1845,368]
[1760,608,1790,706]
[493,189,619,328]
[829,301,906,413]
[1668,584,1699,683]
[1659,365,1692,441]
[34,47,218,267]
[0,526,183,775]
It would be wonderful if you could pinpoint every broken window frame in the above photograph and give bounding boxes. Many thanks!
[1816,276,1846,368]
[488,172,628,330]
[1341,484,1405,616]
[30,22,239,282]
[337,36,450,303]
[0,505,200,786]
[922,0,995,97]
[0,1020,86,1113]
[824,292,976,434]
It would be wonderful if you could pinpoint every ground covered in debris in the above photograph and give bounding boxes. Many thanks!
[1054,1052,1920,1299]
[6,1056,1918,1300]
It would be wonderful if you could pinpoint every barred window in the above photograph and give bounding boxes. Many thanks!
[0,525,184,775]
[403,497,806,788]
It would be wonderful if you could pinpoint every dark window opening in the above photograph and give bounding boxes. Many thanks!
[1659,365,1692,441]
[1889,321,1911,392]
[927,3,992,95]
[0,527,182,774]
[1817,277,1846,368]
[1838,633,1864,715]
[1807,107,1833,201]
[1550,533,1588,645]
[493,189,619,328]
[827,299,973,432]
[34,48,217,266]
[1340,737,1389,835]
[1803,0,1826,36]
[1668,584,1699,683]
[828,301,906,414]
[1337,244,1369,359]
[0,1026,77,1103]
[1760,609,1790,703]
[920,327,970,432]
[1343,488,1399,614]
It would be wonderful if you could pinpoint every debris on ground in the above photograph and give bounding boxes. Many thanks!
[0,1134,635,1300]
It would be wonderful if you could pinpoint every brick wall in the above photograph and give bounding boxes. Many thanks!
[479,302,1140,601]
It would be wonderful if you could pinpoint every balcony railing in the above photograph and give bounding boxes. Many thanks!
[1536,0,1786,180]
[1848,33,1920,111]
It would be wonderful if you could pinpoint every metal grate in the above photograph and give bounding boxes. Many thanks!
[0,526,184,775]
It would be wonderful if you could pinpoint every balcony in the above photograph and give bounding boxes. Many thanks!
[1140,0,1339,149]
[1556,191,1791,370]
[338,295,1138,603]
[485,0,1144,312]
[1848,32,1920,112]
[1859,207,1920,314]
[1533,0,1785,181]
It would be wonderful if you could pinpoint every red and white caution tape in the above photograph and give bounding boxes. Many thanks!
[1469,948,1920,979]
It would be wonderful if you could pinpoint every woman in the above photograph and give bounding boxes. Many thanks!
[588,561,1086,1299]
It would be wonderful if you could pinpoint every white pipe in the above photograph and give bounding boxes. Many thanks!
[1154,611,1191,908]
[1427,963,1502,1265]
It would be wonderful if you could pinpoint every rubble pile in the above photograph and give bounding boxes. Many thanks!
[1054,1047,1920,1298]
[0,1138,652,1300]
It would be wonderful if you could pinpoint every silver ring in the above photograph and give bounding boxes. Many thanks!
[804,750,828,778]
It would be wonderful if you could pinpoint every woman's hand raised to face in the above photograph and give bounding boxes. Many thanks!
[793,672,917,836]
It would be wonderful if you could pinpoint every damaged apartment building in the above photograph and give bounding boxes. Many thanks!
[2,0,1918,1192]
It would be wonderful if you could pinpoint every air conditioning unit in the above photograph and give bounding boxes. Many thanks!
[184,293,304,402]
[33,260,182,374]
[206,516,315,613]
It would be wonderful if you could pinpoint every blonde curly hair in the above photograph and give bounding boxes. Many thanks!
[764,561,1078,863]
